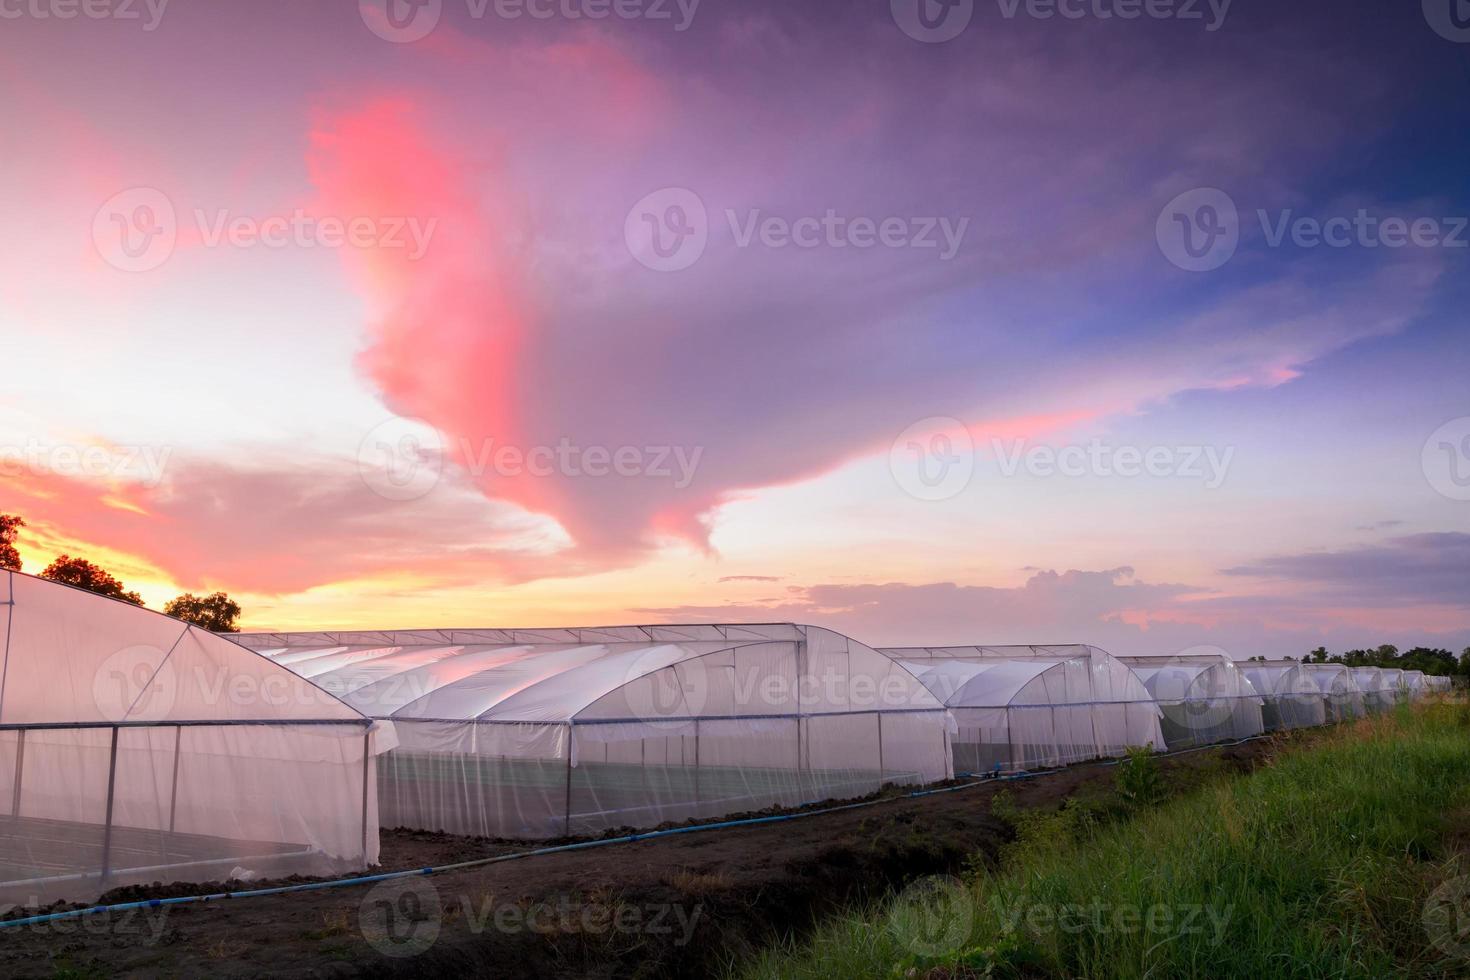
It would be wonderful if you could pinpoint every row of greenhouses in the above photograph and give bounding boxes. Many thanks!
[0,570,1450,905]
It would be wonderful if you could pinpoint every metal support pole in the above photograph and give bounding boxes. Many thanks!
[562,724,574,838]
[795,713,803,797]
[167,725,182,833]
[99,727,120,887]
[693,720,701,811]
[360,730,371,863]
[10,728,24,817]
[876,713,884,785]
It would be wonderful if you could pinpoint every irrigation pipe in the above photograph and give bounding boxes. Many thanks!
[0,732,1274,931]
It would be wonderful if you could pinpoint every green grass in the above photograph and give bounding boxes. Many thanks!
[736,702,1470,979]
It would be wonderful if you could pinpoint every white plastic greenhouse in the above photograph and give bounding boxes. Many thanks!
[1300,664,1365,722]
[0,572,381,906]
[1353,668,1393,713]
[1239,662,1328,731]
[1401,670,1427,699]
[234,625,953,839]
[1120,653,1265,749]
[876,645,1163,773]
[1380,668,1406,703]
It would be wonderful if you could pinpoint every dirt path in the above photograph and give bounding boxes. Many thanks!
[0,741,1274,979]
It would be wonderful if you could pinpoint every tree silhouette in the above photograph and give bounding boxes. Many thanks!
[40,555,144,606]
[164,592,242,632]
[0,514,23,571]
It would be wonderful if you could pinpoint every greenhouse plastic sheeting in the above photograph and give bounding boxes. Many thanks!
[1239,662,1327,731]
[234,625,953,839]
[1300,664,1365,722]
[1352,668,1394,714]
[1120,653,1265,749]
[0,572,379,907]
[1400,670,1427,699]
[878,645,1163,771]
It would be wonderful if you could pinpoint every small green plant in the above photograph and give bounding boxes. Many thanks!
[1114,743,1166,808]
[989,790,1111,868]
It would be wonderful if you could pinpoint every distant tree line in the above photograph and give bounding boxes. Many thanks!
[1302,644,1470,678]
[0,511,241,632]
[1250,645,1470,678]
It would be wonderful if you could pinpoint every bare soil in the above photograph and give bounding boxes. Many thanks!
[0,740,1277,979]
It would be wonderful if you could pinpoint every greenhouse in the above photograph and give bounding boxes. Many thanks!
[1352,668,1393,713]
[1380,668,1407,703]
[0,571,380,906]
[1239,661,1328,731]
[1300,664,1365,722]
[1119,653,1265,749]
[235,625,953,839]
[1401,670,1427,699]
[876,644,1163,773]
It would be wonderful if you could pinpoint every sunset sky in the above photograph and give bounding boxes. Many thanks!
[1,0,1466,657]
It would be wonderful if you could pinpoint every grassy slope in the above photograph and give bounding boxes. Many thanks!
[737,703,1470,980]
